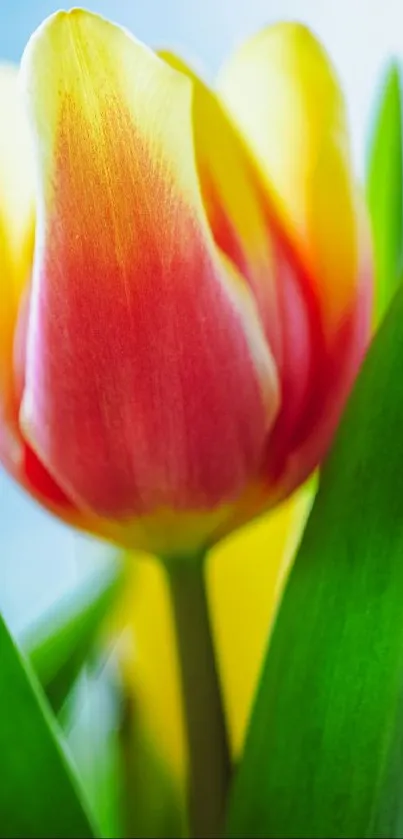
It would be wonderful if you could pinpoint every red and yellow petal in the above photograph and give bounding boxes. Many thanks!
[20,10,278,554]
[217,23,361,338]
[160,51,282,362]
[0,66,35,363]
[0,71,68,519]
[0,65,35,458]
[159,52,320,463]
[218,24,372,496]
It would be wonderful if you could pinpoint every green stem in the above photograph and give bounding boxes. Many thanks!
[165,555,231,839]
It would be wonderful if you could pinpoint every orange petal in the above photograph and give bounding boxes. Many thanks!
[20,10,279,553]
[218,23,360,336]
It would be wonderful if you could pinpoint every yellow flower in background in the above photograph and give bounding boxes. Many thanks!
[117,485,313,785]
[208,485,313,758]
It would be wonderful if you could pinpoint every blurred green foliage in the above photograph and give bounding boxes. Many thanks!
[367,61,403,322]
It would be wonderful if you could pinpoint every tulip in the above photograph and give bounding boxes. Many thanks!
[0,13,373,837]
[0,25,313,792]
[0,10,371,561]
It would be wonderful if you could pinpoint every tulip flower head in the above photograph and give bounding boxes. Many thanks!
[0,10,372,558]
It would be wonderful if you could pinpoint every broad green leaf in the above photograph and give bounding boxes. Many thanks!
[366,61,403,322]
[23,559,124,712]
[0,611,96,838]
[227,286,403,838]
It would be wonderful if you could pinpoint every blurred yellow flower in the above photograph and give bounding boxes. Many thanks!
[116,486,313,784]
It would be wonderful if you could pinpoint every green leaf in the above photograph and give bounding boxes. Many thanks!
[0,611,97,838]
[366,61,403,322]
[23,559,124,712]
[227,286,403,838]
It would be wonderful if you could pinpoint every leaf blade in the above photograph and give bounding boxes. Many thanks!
[227,286,403,838]
[0,610,97,838]
[366,61,403,321]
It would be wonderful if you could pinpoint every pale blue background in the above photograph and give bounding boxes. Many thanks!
[0,0,402,634]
